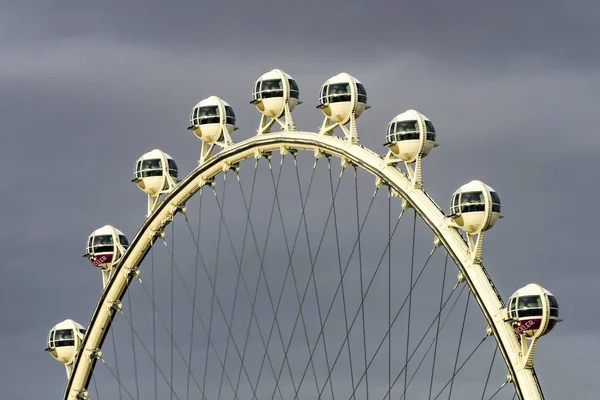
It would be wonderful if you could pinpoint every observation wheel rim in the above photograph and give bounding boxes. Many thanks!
[65,130,543,400]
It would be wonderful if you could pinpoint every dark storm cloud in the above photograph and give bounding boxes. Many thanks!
[3,0,600,69]
[1,1,599,399]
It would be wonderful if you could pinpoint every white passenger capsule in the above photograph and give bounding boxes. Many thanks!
[132,149,179,196]
[318,72,368,124]
[507,284,560,339]
[84,225,129,270]
[449,180,502,234]
[188,96,237,144]
[385,110,437,162]
[46,319,86,366]
[251,69,300,118]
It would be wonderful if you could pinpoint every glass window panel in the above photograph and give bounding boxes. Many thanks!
[548,296,558,308]
[119,235,129,248]
[289,79,299,92]
[490,192,501,204]
[328,83,351,95]
[461,192,484,205]
[261,79,283,90]
[198,106,219,118]
[395,121,419,133]
[55,340,75,347]
[518,295,542,309]
[262,89,284,99]
[518,308,543,318]
[225,106,235,118]
[356,83,367,95]
[94,235,113,246]
[55,329,74,340]
[425,120,436,133]
[320,85,327,99]
[142,159,161,170]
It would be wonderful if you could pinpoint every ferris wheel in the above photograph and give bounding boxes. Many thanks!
[46,69,560,400]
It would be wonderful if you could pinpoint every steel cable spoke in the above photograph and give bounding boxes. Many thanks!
[429,253,449,400]
[448,291,471,399]
[119,303,189,400]
[217,166,260,400]
[110,325,123,400]
[202,178,227,398]
[99,356,136,400]
[351,258,464,400]
[354,167,370,400]
[481,345,498,400]
[330,161,355,399]
[275,161,346,399]
[432,336,487,400]
[126,290,140,400]
[230,158,292,399]
[186,192,204,400]
[403,210,417,400]
[182,163,288,400]
[302,190,379,399]
[380,283,467,400]
[267,157,325,398]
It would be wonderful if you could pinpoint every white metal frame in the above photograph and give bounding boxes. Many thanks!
[63,131,544,400]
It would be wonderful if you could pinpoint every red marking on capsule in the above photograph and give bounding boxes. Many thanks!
[90,254,113,267]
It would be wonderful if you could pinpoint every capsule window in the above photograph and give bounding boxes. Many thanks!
[356,83,368,104]
[167,159,178,179]
[253,81,261,101]
[139,159,162,178]
[392,120,419,141]
[54,329,75,347]
[257,79,283,100]
[118,235,130,249]
[92,235,114,254]
[450,193,460,215]
[425,121,436,141]
[225,106,236,126]
[548,295,559,318]
[191,107,199,124]
[319,85,328,105]
[196,106,220,125]
[459,191,486,213]
[289,79,300,100]
[490,191,501,213]
[508,297,518,318]
[516,295,544,318]
[326,83,352,104]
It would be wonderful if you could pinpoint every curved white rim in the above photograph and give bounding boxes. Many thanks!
[64,131,544,400]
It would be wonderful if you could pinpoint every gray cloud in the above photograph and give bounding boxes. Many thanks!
[1,1,598,399]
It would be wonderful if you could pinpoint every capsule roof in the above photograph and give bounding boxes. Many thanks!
[258,68,295,80]
[139,149,175,161]
[391,110,432,123]
[325,72,362,85]
[51,319,85,332]
[456,180,496,194]
[192,96,232,109]
[90,225,126,237]
[511,283,554,298]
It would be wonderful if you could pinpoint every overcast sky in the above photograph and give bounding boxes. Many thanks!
[1,1,599,399]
